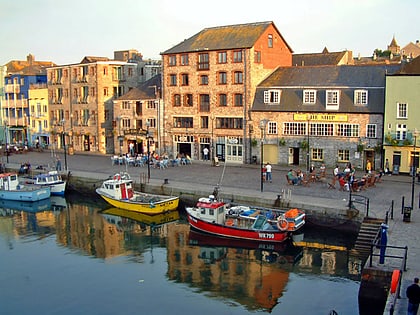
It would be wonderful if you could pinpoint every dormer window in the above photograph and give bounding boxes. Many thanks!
[303,90,316,104]
[326,90,340,110]
[263,90,281,104]
[354,90,368,105]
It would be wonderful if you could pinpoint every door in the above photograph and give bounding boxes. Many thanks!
[120,183,127,199]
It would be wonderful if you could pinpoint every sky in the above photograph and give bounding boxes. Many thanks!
[1,0,419,66]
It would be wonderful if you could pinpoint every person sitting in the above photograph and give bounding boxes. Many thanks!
[287,169,301,185]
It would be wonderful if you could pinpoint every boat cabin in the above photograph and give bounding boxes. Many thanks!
[194,195,227,224]
[0,173,20,191]
[102,175,134,200]
[36,171,62,184]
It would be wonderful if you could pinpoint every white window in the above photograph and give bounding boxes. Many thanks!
[283,122,306,135]
[336,124,359,137]
[396,124,407,140]
[263,90,281,104]
[303,90,316,104]
[397,103,407,119]
[354,90,368,105]
[267,122,278,135]
[326,90,340,110]
[366,124,377,138]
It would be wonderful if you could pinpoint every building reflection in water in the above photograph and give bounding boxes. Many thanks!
[0,200,364,313]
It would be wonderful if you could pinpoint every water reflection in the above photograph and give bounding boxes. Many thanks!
[187,230,304,312]
[0,197,363,314]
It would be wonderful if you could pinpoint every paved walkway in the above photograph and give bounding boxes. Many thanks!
[4,151,420,314]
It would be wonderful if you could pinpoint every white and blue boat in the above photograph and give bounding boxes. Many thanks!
[0,172,51,201]
[31,171,67,196]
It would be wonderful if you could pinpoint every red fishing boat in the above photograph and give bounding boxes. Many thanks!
[186,195,305,243]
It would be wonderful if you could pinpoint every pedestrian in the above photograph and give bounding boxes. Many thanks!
[56,155,62,171]
[203,147,209,161]
[385,158,391,175]
[265,162,272,182]
[407,277,420,315]
[366,159,372,174]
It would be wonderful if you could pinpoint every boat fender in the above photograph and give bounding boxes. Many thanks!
[277,216,289,231]
[390,269,400,294]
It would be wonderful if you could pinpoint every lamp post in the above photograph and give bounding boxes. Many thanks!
[4,120,9,163]
[116,116,122,156]
[307,115,310,172]
[210,114,215,165]
[411,128,419,208]
[260,119,268,192]
[61,119,67,171]
[146,120,150,183]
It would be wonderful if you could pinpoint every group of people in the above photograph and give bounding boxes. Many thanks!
[329,160,383,192]
[18,161,31,174]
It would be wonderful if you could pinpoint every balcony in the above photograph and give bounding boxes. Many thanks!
[4,84,20,94]
[384,132,414,146]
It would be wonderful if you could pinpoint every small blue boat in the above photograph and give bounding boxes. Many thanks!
[0,173,51,201]
[31,171,67,196]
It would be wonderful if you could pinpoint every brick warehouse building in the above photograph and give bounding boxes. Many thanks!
[161,21,293,163]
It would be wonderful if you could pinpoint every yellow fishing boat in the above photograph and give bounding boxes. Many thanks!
[96,172,179,215]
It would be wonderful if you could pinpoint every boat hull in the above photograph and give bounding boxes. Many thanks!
[35,181,66,196]
[96,189,179,215]
[0,187,51,202]
[187,212,290,243]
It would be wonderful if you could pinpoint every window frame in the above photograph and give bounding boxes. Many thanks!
[263,90,281,104]
[397,103,408,119]
[303,90,316,104]
[354,89,368,105]
[326,90,340,110]
[218,51,227,64]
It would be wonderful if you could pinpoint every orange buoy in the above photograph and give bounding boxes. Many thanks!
[390,269,400,294]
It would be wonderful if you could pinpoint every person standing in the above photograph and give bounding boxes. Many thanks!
[385,158,391,175]
[407,277,420,315]
[203,147,209,161]
[366,159,372,174]
[265,162,272,182]
[56,155,62,171]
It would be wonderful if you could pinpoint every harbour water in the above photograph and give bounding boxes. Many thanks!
[0,193,366,315]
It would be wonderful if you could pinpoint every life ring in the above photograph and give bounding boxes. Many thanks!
[390,269,400,294]
[277,216,289,231]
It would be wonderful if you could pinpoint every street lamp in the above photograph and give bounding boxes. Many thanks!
[307,115,310,172]
[61,119,67,171]
[116,116,122,156]
[4,120,9,163]
[411,128,419,208]
[146,120,151,183]
[260,119,268,192]
[210,114,215,165]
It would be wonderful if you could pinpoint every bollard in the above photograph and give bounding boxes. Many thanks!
[379,223,388,264]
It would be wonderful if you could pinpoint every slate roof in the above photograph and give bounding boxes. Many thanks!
[292,50,353,66]
[396,55,420,74]
[252,64,402,114]
[80,56,111,63]
[161,21,292,54]
[116,74,161,100]
[5,60,55,75]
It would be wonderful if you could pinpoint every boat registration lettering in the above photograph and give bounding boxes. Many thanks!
[258,233,274,239]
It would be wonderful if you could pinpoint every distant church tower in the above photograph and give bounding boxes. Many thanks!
[388,35,400,55]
